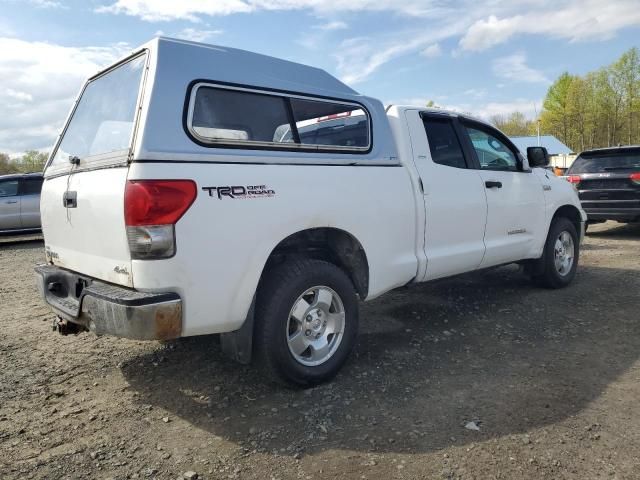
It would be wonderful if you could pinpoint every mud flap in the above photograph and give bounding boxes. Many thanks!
[220,296,256,365]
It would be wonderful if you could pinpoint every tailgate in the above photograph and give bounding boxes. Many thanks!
[41,167,133,287]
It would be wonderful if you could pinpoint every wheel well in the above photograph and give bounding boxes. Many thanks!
[553,205,582,234]
[262,228,369,299]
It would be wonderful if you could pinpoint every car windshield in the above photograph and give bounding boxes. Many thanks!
[49,54,147,170]
[568,152,640,174]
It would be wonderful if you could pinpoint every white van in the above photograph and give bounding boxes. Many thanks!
[36,38,586,386]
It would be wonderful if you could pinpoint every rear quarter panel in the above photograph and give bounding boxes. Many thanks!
[127,161,417,336]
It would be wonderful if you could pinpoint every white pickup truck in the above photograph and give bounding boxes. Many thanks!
[36,38,586,386]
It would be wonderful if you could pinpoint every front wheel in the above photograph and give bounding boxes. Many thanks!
[531,217,580,289]
[254,259,359,387]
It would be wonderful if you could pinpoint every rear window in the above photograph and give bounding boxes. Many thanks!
[49,53,147,170]
[188,85,370,153]
[568,152,640,174]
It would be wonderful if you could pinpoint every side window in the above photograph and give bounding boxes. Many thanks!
[21,178,44,196]
[188,84,371,153]
[422,117,467,169]
[465,125,519,171]
[191,87,292,144]
[0,180,19,197]
[289,98,369,149]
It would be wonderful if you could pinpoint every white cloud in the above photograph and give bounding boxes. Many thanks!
[97,1,451,22]
[459,15,519,51]
[421,43,441,58]
[492,53,549,84]
[315,20,348,31]
[334,19,468,84]
[0,37,130,154]
[96,0,640,84]
[2,0,66,8]
[459,0,640,52]
[28,0,64,7]
[463,88,487,99]
[472,100,541,120]
[171,27,224,42]
[299,20,348,50]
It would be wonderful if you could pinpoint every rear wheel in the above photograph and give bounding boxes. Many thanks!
[255,259,359,387]
[531,217,580,288]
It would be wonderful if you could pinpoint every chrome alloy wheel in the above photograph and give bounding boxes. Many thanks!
[554,231,575,276]
[286,286,346,367]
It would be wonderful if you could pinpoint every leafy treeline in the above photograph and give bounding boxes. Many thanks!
[541,47,640,152]
[0,151,49,176]
[493,47,640,153]
[490,112,537,137]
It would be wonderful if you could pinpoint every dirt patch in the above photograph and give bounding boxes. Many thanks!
[1,223,640,479]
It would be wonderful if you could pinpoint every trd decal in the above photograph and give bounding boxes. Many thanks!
[202,185,276,200]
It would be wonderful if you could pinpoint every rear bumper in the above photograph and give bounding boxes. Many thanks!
[584,207,640,222]
[35,264,182,340]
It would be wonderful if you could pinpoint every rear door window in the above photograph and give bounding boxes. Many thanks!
[187,84,371,153]
[568,153,640,174]
[20,177,44,195]
[422,117,468,169]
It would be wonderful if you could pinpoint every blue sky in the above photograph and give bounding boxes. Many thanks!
[1,0,640,153]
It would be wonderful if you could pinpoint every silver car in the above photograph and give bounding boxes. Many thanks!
[0,173,43,233]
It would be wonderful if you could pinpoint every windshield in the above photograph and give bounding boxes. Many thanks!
[568,152,640,174]
[49,53,146,169]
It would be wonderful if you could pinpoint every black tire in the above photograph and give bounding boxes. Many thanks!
[531,217,580,289]
[254,258,359,387]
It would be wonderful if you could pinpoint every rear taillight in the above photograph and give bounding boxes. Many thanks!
[631,173,640,185]
[125,180,197,259]
[567,175,581,186]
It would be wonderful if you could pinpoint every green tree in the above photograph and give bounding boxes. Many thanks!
[610,47,640,145]
[17,150,48,173]
[540,72,575,146]
[0,153,20,175]
[490,111,535,136]
[535,47,640,152]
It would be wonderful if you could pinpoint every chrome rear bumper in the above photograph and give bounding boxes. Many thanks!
[35,264,182,341]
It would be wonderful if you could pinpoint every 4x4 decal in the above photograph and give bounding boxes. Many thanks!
[202,185,276,200]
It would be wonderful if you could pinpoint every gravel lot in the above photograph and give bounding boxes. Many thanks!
[1,222,639,480]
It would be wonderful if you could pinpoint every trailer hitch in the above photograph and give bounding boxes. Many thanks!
[52,316,85,335]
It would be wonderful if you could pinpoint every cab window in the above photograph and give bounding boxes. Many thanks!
[422,117,468,169]
[464,125,519,172]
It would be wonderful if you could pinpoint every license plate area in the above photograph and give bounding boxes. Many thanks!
[35,265,92,318]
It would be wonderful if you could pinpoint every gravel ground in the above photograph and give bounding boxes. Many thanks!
[1,222,639,480]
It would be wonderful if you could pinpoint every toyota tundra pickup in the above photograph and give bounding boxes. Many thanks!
[36,37,586,386]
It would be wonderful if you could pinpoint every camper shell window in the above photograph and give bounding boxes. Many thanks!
[186,84,371,153]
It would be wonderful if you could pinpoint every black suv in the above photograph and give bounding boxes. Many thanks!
[566,146,640,225]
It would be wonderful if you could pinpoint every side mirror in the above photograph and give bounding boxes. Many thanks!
[527,146,550,168]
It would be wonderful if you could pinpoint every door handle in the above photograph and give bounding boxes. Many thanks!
[485,181,502,189]
[63,191,77,208]
[4,200,18,204]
